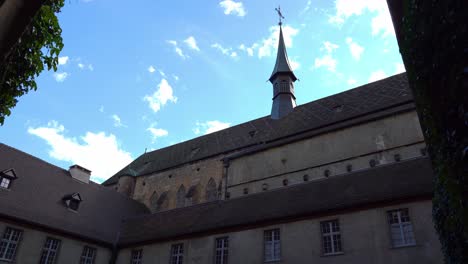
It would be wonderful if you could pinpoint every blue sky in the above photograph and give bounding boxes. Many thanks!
[0,0,405,183]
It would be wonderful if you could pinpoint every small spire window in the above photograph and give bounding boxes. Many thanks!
[0,169,17,190]
[62,193,83,211]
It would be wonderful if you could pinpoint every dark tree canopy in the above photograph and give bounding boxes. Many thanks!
[0,0,65,125]
[396,0,468,263]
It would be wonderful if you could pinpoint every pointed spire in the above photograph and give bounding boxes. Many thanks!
[269,25,297,83]
[269,6,298,120]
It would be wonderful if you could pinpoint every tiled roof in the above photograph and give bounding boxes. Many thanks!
[118,157,433,246]
[104,73,412,185]
[0,143,149,246]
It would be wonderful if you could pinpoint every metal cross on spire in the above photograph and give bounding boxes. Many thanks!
[275,6,285,26]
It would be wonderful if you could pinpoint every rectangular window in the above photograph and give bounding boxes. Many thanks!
[170,243,184,264]
[0,177,10,189]
[214,237,228,264]
[388,208,416,247]
[40,237,61,264]
[0,227,22,261]
[130,249,142,264]
[321,220,342,255]
[80,246,96,264]
[264,229,280,262]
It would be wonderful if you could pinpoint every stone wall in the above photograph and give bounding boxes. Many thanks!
[132,155,225,212]
[226,111,425,198]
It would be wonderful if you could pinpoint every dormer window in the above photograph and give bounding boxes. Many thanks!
[62,193,83,211]
[0,169,17,189]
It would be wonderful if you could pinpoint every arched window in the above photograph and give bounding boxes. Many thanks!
[156,191,168,211]
[186,184,199,206]
[205,178,217,202]
[176,185,186,208]
[150,191,158,210]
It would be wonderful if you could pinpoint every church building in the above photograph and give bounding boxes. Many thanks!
[0,19,443,264]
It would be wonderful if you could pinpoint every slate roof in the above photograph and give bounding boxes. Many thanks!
[118,157,433,246]
[104,73,413,185]
[269,25,297,82]
[0,143,149,246]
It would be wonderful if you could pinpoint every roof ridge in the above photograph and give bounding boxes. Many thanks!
[0,143,70,175]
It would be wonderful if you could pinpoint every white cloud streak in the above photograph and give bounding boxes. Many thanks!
[219,0,246,17]
[167,40,188,59]
[147,125,169,142]
[143,79,177,113]
[345,37,364,60]
[53,72,68,82]
[368,70,387,82]
[329,0,395,37]
[28,120,133,182]
[258,25,299,58]
[184,36,200,51]
[58,56,69,65]
[148,65,156,73]
[111,114,126,127]
[314,41,339,72]
[193,120,231,135]
[211,43,238,58]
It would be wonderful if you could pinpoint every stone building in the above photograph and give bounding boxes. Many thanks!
[0,23,443,264]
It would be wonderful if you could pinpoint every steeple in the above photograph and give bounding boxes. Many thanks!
[269,6,297,119]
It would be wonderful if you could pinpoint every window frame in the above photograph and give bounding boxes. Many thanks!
[0,227,23,262]
[0,169,17,190]
[263,228,281,262]
[320,219,343,256]
[80,246,97,264]
[130,249,143,264]
[169,243,184,264]
[0,177,11,189]
[39,237,61,264]
[387,208,416,248]
[214,236,229,264]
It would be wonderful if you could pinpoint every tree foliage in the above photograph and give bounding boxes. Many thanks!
[0,0,65,125]
[399,0,468,263]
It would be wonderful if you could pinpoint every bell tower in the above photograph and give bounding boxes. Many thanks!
[269,6,298,119]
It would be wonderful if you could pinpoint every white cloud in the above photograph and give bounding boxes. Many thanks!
[143,78,177,113]
[239,43,255,56]
[172,74,179,81]
[258,25,299,58]
[219,0,246,17]
[53,72,68,82]
[167,40,188,59]
[111,114,126,127]
[211,43,238,59]
[345,37,364,60]
[300,0,312,15]
[99,106,104,113]
[329,0,395,37]
[78,62,93,71]
[28,120,133,182]
[347,78,357,85]
[314,41,339,72]
[395,62,406,74]
[289,58,300,71]
[148,65,156,73]
[368,70,387,82]
[193,120,231,135]
[158,69,166,77]
[314,55,337,72]
[323,41,339,53]
[184,36,200,51]
[58,56,69,65]
[147,126,169,142]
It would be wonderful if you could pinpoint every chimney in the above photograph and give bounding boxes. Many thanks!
[69,165,91,184]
